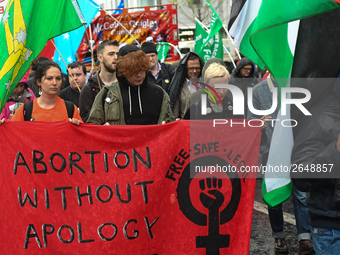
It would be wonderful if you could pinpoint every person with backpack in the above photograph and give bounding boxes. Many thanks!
[0,76,35,121]
[10,60,82,124]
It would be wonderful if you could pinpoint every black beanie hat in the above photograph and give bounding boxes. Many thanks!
[141,42,158,54]
[118,44,141,57]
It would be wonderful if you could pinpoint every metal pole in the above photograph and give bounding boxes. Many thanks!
[223,45,236,68]
[157,42,182,58]
[222,24,242,60]
[89,24,94,70]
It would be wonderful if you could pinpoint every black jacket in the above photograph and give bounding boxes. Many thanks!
[58,86,80,107]
[168,52,204,111]
[79,71,105,122]
[291,88,340,230]
[147,62,175,91]
[117,72,169,125]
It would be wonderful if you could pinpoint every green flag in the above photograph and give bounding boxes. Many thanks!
[194,20,207,54]
[230,0,340,207]
[0,0,83,111]
[198,0,223,54]
[194,20,223,62]
[156,42,170,63]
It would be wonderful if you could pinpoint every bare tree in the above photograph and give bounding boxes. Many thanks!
[168,0,226,25]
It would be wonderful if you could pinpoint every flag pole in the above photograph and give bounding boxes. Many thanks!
[83,23,95,71]
[88,24,94,70]
[157,42,183,59]
[224,45,236,69]
[195,17,208,31]
[222,24,242,61]
[51,40,81,92]
[195,18,236,68]
[100,7,141,46]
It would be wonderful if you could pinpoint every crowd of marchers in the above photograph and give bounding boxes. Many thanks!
[1,39,340,255]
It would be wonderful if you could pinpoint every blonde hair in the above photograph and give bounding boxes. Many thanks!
[204,63,230,79]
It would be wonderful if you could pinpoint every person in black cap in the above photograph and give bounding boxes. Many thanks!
[87,44,174,125]
[141,41,175,92]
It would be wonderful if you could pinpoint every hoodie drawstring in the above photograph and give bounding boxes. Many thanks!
[128,86,132,115]
[138,86,143,114]
[128,86,143,115]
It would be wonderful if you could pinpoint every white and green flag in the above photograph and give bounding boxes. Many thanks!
[230,0,340,83]
[230,0,340,206]
[156,42,170,63]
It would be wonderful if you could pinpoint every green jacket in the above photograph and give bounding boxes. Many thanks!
[87,81,174,125]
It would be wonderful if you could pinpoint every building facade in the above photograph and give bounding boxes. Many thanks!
[95,0,232,41]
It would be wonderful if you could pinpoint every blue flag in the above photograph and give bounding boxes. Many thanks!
[53,0,99,73]
[113,0,124,14]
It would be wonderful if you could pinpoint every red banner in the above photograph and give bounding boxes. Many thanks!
[0,120,261,254]
[77,5,179,64]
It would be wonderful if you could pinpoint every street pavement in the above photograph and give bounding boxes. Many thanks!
[249,178,300,255]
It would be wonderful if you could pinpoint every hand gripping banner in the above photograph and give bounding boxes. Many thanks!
[0,120,261,254]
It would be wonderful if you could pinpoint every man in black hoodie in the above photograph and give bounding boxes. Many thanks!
[168,52,204,119]
[229,57,258,89]
[87,45,173,125]
[79,40,119,122]
[229,57,259,117]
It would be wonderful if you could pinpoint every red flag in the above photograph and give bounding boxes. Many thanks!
[24,39,55,78]
[0,120,260,254]
[38,39,55,60]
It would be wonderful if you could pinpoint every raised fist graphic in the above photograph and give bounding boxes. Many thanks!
[196,176,229,254]
[199,177,224,209]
